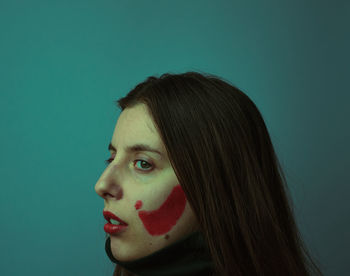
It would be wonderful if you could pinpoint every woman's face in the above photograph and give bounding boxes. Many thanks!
[95,103,199,261]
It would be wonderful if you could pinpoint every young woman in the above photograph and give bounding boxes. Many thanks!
[95,71,323,276]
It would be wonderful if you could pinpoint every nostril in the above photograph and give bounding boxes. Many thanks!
[103,192,113,198]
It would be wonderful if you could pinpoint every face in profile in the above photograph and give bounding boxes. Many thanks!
[95,103,199,262]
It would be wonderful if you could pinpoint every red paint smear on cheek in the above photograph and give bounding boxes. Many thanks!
[138,184,187,236]
[135,200,143,210]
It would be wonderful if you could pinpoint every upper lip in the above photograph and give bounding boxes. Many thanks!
[103,210,128,225]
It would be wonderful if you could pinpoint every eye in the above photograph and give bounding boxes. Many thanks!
[133,160,153,172]
[104,158,154,172]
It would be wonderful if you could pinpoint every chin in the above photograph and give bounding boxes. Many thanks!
[111,243,133,262]
[110,240,145,262]
[110,237,166,262]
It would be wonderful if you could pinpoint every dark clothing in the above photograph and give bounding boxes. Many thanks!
[105,231,215,276]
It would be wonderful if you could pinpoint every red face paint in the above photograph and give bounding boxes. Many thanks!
[138,184,187,236]
[135,200,143,210]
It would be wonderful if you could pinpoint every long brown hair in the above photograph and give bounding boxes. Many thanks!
[108,71,323,276]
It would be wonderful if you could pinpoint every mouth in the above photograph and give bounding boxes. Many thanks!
[103,210,128,226]
[103,210,128,235]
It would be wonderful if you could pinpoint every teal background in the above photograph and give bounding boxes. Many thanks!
[0,0,348,275]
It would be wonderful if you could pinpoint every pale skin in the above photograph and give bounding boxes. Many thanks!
[95,103,199,262]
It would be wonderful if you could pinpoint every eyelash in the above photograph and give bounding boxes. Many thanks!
[104,158,154,172]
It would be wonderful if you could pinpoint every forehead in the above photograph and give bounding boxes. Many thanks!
[112,104,161,146]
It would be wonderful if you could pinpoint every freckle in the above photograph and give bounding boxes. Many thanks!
[135,200,143,210]
[165,234,170,240]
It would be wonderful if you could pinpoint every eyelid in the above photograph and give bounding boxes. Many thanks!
[133,159,154,172]
[104,157,154,173]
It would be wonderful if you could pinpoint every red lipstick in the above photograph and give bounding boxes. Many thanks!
[103,210,128,234]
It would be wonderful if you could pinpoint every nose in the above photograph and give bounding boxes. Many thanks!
[94,167,124,200]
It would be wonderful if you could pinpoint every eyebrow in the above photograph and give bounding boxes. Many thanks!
[108,142,162,156]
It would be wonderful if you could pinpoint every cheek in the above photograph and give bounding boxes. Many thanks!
[137,184,187,236]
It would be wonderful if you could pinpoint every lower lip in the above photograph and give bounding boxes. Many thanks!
[104,223,128,234]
